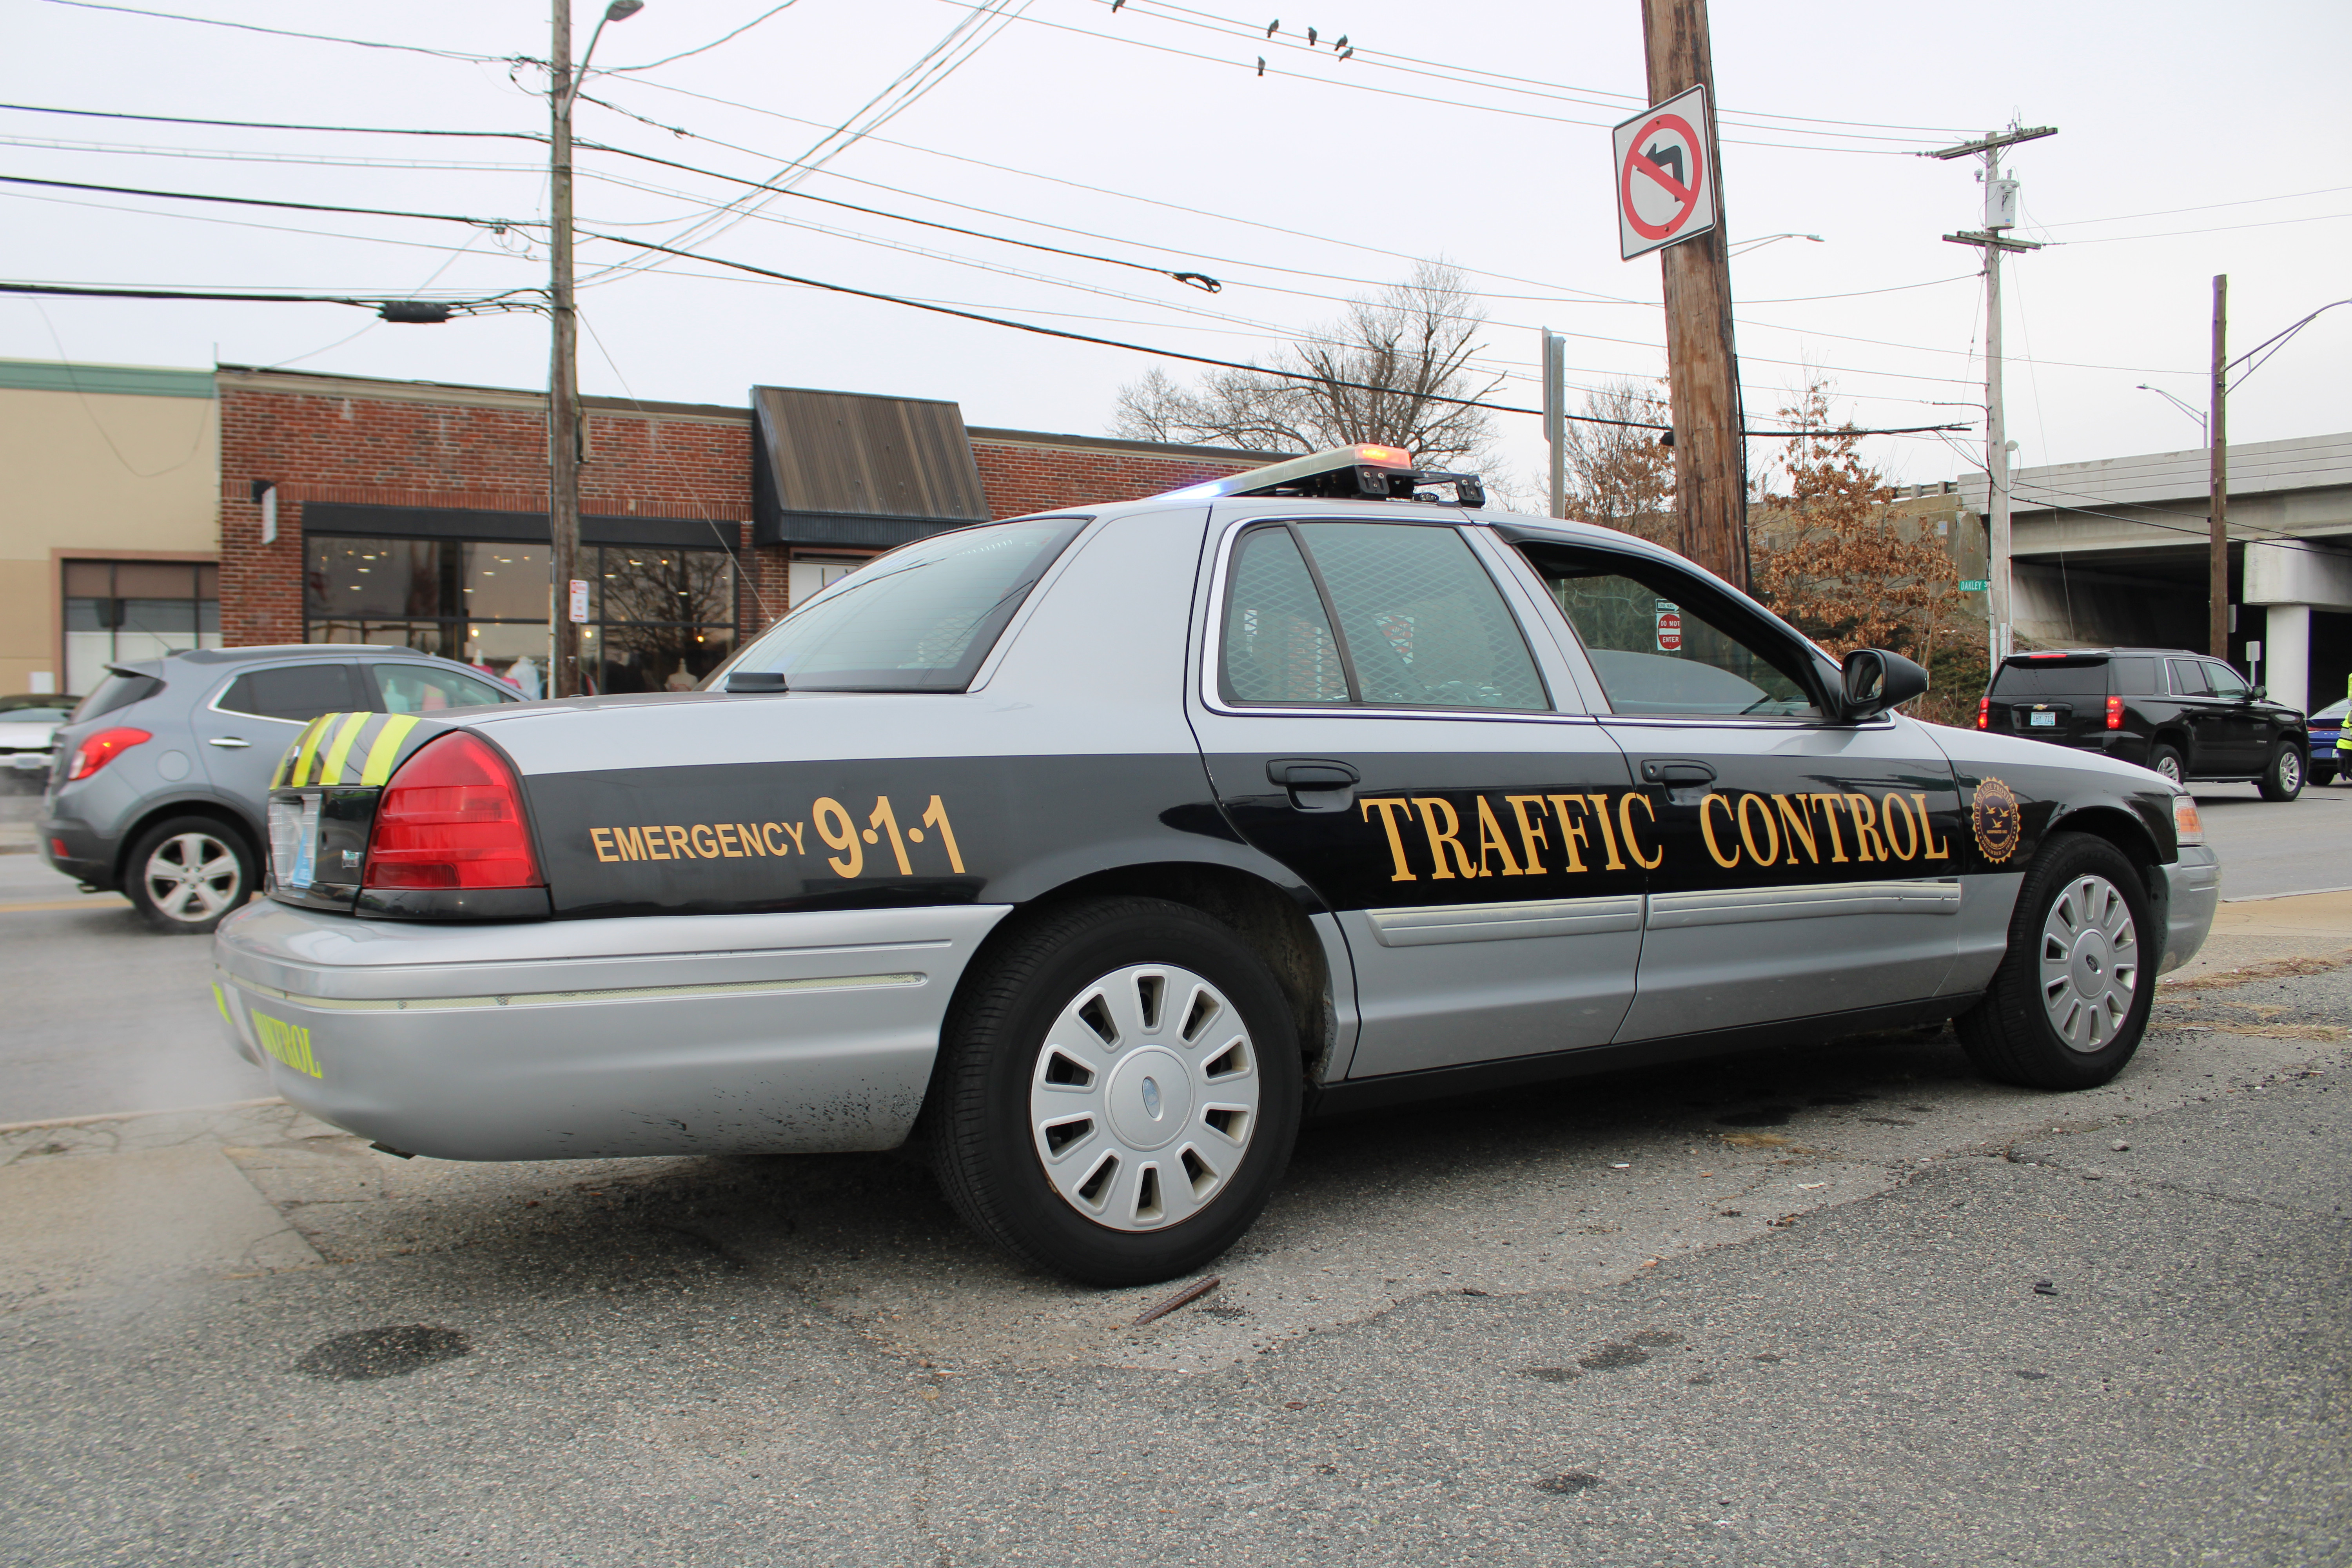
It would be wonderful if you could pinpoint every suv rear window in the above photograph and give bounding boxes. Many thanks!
[72,669,163,722]
[1991,658,2107,698]
[726,518,1085,692]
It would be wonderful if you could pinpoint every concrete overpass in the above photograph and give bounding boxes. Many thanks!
[1962,432,2352,715]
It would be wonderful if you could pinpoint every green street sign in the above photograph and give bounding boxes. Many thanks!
[1958,579,1990,591]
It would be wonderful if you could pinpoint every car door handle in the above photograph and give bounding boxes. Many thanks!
[1266,758,1359,813]
[1638,757,1716,805]
[206,737,254,749]
[1267,758,1360,789]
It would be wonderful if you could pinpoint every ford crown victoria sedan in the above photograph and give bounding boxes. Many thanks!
[212,446,2221,1285]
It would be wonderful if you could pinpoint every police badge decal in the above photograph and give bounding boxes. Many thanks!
[1970,776,2023,864]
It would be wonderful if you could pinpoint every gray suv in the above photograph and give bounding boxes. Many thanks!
[42,645,523,932]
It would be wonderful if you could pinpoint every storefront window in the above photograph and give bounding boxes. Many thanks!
[63,560,220,695]
[305,537,737,695]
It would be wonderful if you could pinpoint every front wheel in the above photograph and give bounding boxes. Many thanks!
[1956,832,2156,1090]
[930,896,1303,1286]
[123,817,256,935]
[2256,741,2304,801]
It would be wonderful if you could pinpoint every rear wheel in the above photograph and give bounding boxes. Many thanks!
[2256,741,2304,801]
[930,896,1302,1286]
[2145,743,2185,786]
[1956,833,2155,1091]
[123,816,255,934]
[2311,761,2337,787]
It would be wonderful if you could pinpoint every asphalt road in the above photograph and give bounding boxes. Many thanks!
[2,965,2345,1565]
[2191,778,2352,899]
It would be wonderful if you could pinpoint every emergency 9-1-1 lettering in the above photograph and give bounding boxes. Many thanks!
[589,794,966,878]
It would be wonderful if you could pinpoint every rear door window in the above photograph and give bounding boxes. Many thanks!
[2167,658,2212,697]
[1218,521,1549,711]
[218,663,361,723]
[371,664,517,713]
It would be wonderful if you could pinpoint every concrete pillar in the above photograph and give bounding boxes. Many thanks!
[2266,603,2311,715]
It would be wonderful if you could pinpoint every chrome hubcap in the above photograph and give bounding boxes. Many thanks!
[2155,753,2182,784]
[144,831,241,922]
[2038,873,2139,1053]
[2280,752,2301,790]
[1030,963,1259,1232]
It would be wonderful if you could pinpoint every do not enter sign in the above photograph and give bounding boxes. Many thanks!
[1612,84,1718,261]
[1656,602,1683,652]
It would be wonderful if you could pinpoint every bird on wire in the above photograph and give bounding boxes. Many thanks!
[1265,17,1278,35]
[1255,54,1265,75]
[1305,25,1317,44]
[1332,33,1347,48]
[1339,45,1353,58]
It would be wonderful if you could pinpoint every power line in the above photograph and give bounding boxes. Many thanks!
[0,279,538,316]
[0,172,535,231]
[575,225,1967,436]
[31,0,518,62]
[601,2,803,72]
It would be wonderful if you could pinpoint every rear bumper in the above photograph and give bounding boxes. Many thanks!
[2157,845,2221,975]
[211,899,1012,1160]
[37,813,115,888]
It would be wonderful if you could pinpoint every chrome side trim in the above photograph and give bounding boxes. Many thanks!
[1647,878,1962,930]
[1367,893,1644,947]
[229,970,925,1013]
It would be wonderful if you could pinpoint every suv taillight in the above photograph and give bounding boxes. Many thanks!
[362,731,541,890]
[67,727,151,780]
[1977,697,1990,731]
[2106,695,2124,730]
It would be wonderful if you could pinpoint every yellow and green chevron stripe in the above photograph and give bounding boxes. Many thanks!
[270,712,426,789]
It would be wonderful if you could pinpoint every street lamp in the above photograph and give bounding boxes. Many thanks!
[1727,232,1824,257]
[2136,384,2207,447]
[549,0,644,698]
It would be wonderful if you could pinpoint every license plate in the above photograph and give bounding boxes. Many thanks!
[268,795,323,887]
[2029,711,2058,727]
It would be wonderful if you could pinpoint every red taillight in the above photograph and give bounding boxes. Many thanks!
[2106,695,2124,730]
[363,731,541,890]
[1977,697,1990,731]
[67,727,150,780]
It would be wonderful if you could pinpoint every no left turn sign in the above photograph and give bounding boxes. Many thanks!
[1613,83,1718,261]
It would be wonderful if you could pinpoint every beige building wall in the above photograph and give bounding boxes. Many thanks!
[0,361,219,695]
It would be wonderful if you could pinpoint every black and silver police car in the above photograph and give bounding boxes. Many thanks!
[214,446,2220,1285]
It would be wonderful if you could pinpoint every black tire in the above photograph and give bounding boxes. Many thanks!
[1956,832,2156,1091]
[2144,743,2185,787]
[930,895,1303,1287]
[122,816,256,935]
[2312,762,2338,787]
[2256,741,2304,802]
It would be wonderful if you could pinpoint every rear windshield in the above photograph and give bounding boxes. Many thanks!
[724,518,1086,692]
[72,670,163,722]
[1991,658,2107,698]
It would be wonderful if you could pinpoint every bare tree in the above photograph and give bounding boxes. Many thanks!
[1558,378,1676,546]
[1111,261,1503,469]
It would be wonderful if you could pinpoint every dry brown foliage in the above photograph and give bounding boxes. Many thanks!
[1751,382,1985,726]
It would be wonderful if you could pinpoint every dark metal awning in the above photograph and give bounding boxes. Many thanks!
[751,385,993,549]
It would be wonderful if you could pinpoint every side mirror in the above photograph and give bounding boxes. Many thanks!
[2251,685,2267,700]
[1840,648,1929,721]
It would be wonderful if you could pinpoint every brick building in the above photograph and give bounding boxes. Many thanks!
[215,366,1272,695]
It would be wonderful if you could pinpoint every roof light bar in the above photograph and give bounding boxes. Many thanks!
[1156,444,1486,507]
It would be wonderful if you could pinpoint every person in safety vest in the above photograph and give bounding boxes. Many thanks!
[2338,671,2351,784]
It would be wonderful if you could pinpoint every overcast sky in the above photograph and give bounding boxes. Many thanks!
[5,0,2348,498]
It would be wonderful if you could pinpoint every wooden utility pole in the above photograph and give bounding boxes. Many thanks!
[1639,0,1748,589]
[2209,274,2229,659]
[1932,123,2054,662]
[548,1,585,698]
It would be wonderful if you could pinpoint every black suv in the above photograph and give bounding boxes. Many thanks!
[1980,648,2308,799]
